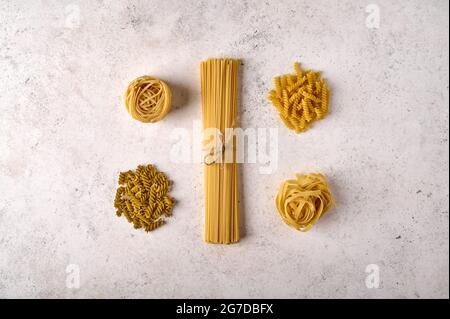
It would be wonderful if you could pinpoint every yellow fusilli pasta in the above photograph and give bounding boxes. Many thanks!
[268,62,330,133]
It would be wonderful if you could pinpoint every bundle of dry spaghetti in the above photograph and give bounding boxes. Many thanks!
[200,58,240,244]
[124,76,172,123]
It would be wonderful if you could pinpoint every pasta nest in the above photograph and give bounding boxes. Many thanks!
[268,62,329,133]
[124,76,172,123]
[114,164,175,232]
[275,173,333,231]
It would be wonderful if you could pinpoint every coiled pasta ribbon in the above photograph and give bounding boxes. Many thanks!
[114,164,175,232]
[124,76,172,123]
[275,173,334,231]
[268,62,329,133]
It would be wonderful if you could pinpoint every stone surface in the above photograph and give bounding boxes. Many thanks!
[0,0,448,298]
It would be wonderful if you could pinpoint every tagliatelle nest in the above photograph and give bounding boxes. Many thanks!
[275,173,334,231]
[124,76,172,123]
[268,62,329,133]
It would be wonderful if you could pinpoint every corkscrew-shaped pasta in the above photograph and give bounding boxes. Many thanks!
[275,173,334,231]
[114,164,175,232]
[268,62,330,133]
[124,76,172,123]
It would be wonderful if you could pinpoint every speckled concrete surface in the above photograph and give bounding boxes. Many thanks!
[0,0,448,299]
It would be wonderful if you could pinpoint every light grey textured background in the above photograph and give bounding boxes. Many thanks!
[0,0,448,298]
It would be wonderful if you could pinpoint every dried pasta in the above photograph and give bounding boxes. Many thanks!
[114,164,175,232]
[275,173,333,231]
[268,62,330,133]
[200,58,240,244]
[124,76,172,123]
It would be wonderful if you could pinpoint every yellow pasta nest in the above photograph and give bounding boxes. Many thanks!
[268,62,329,133]
[275,173,333,231]
[124,76,172,123]
[114,164,175,232]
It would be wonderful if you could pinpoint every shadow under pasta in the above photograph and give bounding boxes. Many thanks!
[167,81,190,112]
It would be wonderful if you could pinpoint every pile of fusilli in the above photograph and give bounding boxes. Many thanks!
[114,164,174,232]
[268,62,329,133]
